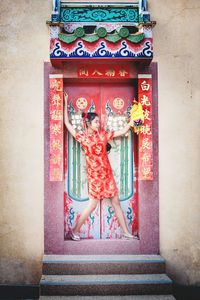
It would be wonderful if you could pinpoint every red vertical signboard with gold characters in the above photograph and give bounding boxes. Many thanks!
[138,74,153,180]
[49,74,64,181]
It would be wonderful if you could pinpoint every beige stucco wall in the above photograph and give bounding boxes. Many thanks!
[0,0,199,286]
[150,0,200,285]
[0,0,50,284]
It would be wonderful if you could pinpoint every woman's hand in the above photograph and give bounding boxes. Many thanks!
[64,92,68,105]
[64,92,69,123]
[113,123,131,138]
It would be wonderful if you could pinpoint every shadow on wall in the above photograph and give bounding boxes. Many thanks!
[173,284,200,300]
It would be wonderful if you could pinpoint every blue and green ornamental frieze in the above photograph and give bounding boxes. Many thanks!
[48,0,155,63]
[60,7,139,23]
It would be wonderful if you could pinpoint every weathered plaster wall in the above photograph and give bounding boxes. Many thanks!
[150,0,200,285]
[0,0,199,286]
[0,0,50,283]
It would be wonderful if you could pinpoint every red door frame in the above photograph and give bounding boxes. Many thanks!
[44,61,159,254]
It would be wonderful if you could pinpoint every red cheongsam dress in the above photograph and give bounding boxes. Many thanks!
[75,130,118,201]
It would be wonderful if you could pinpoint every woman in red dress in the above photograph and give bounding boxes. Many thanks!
[64,94,134,240]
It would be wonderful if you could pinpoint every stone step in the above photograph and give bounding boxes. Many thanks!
[40,296,176,300]
[43,255,166,275]
[40,274,172,296]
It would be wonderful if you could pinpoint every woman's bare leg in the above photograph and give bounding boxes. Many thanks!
[110,194,130,235]
[73,198,99,234]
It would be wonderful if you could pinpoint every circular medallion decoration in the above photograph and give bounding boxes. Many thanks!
[119,27,129,38]
[74,27,85,38]
[113,97,124,110]
[96,27,107,38]
[76,97,88,110]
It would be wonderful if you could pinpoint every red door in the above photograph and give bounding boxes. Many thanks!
[64,82,138,240]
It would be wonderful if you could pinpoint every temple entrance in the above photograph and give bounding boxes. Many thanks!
[64,82,138,240]
[44,62,158,255]
[41,3,173,296]
[44,0,159,255]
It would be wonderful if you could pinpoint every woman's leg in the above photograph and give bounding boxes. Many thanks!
[73,198,99,234]
[110,194,130,235]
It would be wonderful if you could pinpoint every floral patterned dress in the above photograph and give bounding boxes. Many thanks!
[75,130,118,201]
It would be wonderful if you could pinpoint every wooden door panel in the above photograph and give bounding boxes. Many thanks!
[64,82,138,240]
[64,83,101,239]
[101,83,138,238]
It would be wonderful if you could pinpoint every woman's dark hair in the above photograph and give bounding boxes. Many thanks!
[82,112,112,154]
[106,142,111,154]
[82,112,98,122]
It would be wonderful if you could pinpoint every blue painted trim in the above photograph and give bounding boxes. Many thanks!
[51,40,153,59]
[41,279,172,285]
[43,259,165,264]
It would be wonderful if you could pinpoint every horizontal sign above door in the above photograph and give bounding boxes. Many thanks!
[77,64,130,78]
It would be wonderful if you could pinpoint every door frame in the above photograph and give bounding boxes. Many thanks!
[44,61,159,254]
[64,82,139,240]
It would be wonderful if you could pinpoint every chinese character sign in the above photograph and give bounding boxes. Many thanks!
[138,74,153,180]
[77,64,130,78]
[49,74,64,181]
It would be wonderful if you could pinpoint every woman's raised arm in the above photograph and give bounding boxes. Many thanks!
[113,123,131,138]
[63,92,76,138]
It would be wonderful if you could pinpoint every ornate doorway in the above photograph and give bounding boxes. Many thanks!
[44,62,158,255]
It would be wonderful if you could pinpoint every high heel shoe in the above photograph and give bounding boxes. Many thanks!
[70,230,81,241]
[123,232,137,240]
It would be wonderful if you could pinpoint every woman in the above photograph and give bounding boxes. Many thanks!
[64,93,134,240]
